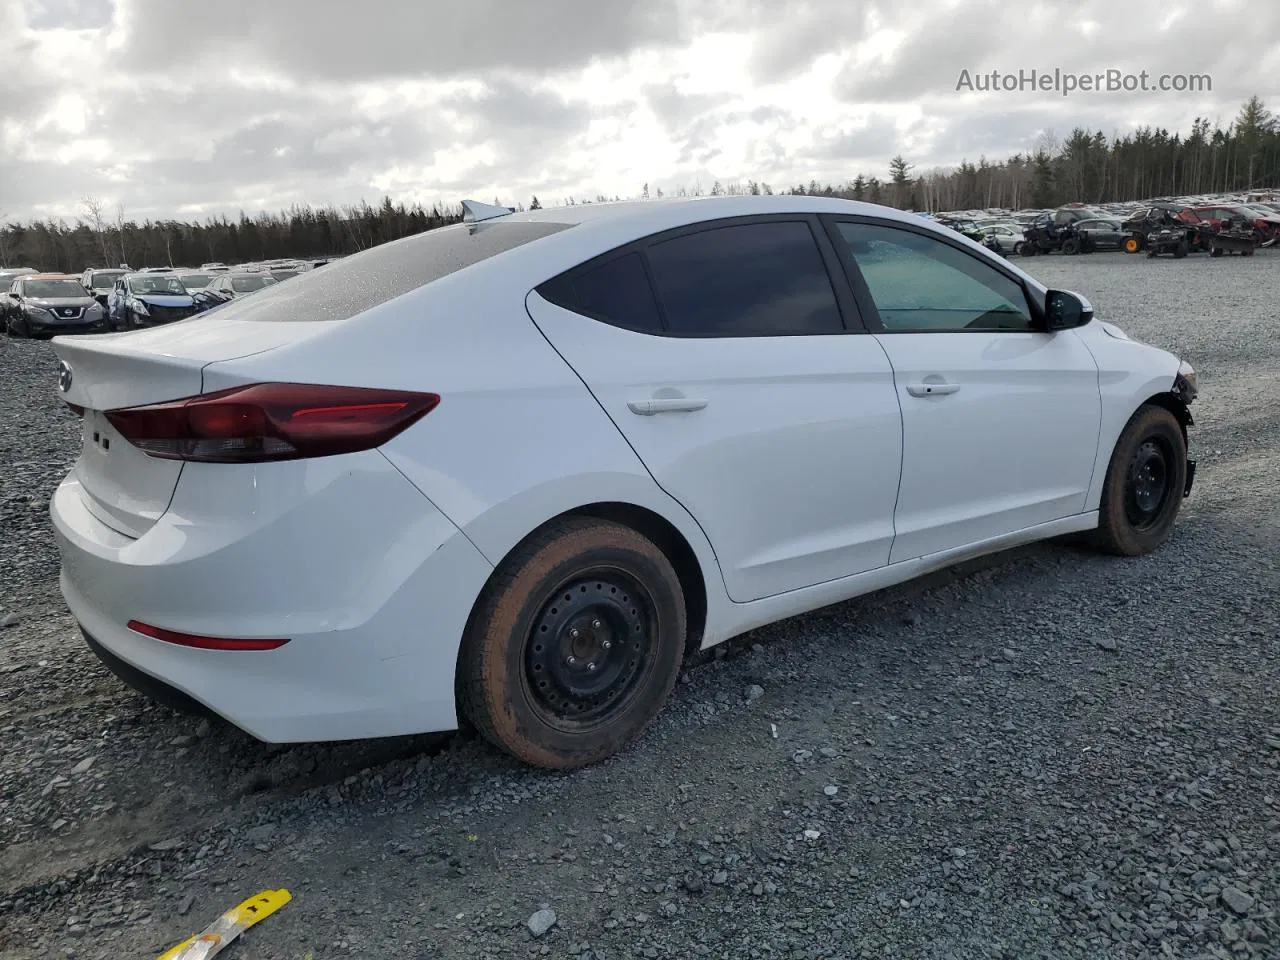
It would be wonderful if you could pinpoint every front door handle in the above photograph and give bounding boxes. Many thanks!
[627,397,709,415]
[905,381,961,398]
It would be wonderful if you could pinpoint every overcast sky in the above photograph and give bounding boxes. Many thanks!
[1,0,1276,222]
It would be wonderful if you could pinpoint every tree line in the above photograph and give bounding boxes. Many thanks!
[2,96,1276,271]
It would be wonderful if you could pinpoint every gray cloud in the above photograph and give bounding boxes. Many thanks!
[1,0,1275,221]
[117,0,692,80]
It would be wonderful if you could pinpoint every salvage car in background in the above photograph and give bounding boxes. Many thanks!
[4,274,108,338]
[176,271,215,292]
[107,272,202,329]
[79,268,128,307]
[1073,218,1128,252]
[204,271,279,299]
[49,196,1198,771]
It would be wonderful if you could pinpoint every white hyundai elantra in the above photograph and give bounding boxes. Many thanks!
[49,195,1198,769]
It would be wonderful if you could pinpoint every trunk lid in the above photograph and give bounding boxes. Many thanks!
[51,320,311,538]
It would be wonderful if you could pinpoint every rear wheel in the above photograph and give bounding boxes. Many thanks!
[459,517,686,769]
[1061,238,1079,255]
[1123,235,1142,253]
[1173,240,1188,258]
[1093,405,1187,557]
[1210,246,1223,258]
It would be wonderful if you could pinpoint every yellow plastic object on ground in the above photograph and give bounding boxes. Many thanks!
[156,889,292,960]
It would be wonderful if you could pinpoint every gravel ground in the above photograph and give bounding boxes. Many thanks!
[1,250,1278,960]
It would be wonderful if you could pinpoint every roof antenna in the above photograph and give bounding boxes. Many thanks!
[462,199,514,223]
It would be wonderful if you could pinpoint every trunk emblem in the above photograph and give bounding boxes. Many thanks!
[57,361,73,392]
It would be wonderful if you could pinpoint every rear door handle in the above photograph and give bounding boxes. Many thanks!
[627,397,709,415]
[905,382,961,397]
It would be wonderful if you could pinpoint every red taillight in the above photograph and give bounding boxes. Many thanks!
[104,383,439,463]
[127,620,289,651]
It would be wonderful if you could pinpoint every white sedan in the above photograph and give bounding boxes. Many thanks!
[49,196,1198,769]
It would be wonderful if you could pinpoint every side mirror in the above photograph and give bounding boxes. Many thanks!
[1044,289,1093,330]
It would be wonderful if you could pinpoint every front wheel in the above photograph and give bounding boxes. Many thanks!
[1173,241,1188,258]
[6,314,29,338]
[1061,238,1079,255]
[1123,235,1142,253]
[1210,246,1224,258]
[459,517,687,769]
[1093,405,1187,557]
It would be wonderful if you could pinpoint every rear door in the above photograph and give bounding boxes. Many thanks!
[823,216,1101,563]
[527,215,904,603]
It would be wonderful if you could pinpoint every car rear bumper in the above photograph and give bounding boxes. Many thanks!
[51,450,494,742]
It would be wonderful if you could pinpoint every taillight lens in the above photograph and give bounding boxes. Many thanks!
[105,383,439,463]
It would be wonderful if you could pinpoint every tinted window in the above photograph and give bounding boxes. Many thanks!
[567,252,661,332]
[205,220,572,323]
[833,222,1034,333]
[645,221,842,337]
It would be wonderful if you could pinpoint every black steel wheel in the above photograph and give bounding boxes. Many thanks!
[1123,439,1174,532]
[1094,405,1187,556]
[459,517,686,769]
[523,570,656,728]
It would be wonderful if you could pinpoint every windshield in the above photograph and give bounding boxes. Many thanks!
[89,271,125,288]
[179,274,213,290]
[25,280,87,299]
[129,276,189,295]
[268,270,299,281]
[230,275,277,293]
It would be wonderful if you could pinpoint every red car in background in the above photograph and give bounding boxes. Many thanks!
[1190,204,1280,245]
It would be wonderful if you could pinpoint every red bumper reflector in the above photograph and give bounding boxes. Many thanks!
[127,620,290,651]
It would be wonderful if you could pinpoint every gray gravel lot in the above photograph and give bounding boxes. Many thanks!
[1,250,1278,959]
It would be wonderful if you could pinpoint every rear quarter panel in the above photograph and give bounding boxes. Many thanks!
[198,270,730,637]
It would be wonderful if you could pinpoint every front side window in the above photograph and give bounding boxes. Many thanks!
[644,220,843,337]
[832,222,1035,333]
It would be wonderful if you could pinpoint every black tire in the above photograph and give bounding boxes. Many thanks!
[458,517,686,769]
[6,314,29,338]
[1012,242,1025,257]
[1022,243,1037,256]
[1093,405,1187,557]
[1147,247,1158,258]
[1241,247,1255,257]
[1061,238,1079,255]
[1210,246,1223,257]
[1173,241,1188,259]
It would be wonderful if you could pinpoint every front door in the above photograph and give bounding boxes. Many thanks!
[825,217,1102,563]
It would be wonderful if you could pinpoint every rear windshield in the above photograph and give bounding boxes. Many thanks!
[203,220,573,322]
[231,275,276,293]
[90,271,125,287]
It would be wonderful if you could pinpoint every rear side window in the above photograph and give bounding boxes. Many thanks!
[645,221,842,337]
[567,252,662,333]
[198,220,572,322]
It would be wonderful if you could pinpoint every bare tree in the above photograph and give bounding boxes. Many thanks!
[81,196,111,266]
[114,201,129,266]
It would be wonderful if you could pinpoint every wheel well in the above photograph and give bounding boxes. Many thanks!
[569,502,708,658]
[1141,390,1192,442]
[460,502,709,672]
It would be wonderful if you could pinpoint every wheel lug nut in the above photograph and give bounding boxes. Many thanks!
[570,628,580,639]
[602,640,612,650]
[567,656,577,665]
[592,619,602,629]
[587,662,597,671]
